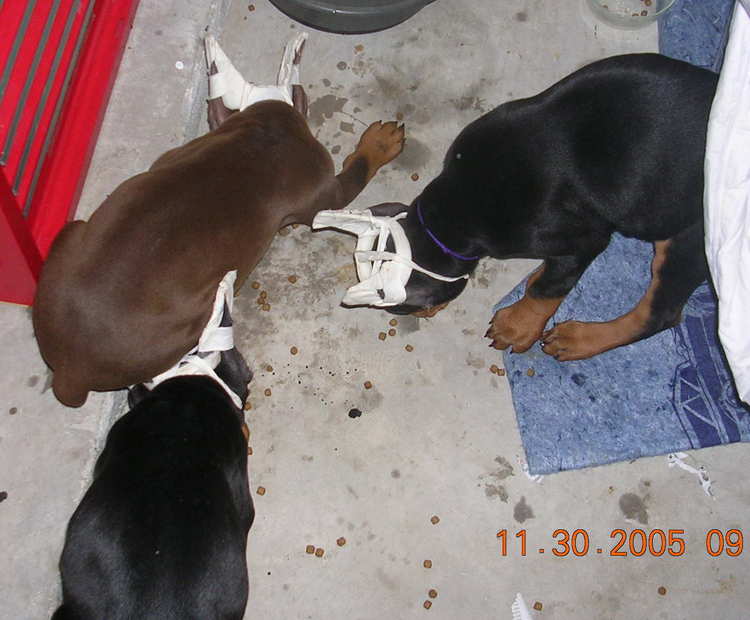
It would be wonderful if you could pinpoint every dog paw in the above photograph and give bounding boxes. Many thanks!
[485,303,544,353]
[356,120,405,170]
[541,321,611,361]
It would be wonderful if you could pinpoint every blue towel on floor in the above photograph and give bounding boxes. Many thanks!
[498,0,748,475]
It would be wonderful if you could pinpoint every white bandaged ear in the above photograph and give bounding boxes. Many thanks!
[312,209,469,308]
[204,33,307,110]
[142,270,243,409]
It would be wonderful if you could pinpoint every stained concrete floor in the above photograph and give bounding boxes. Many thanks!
[1,0,749,618]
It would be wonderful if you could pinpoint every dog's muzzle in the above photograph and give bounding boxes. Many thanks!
[312,209,469,307]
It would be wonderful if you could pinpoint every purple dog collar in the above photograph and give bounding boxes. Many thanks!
[416,201,480,261]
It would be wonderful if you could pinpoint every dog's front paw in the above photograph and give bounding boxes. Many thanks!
[350,121,405,172]
[541,321,611,361]
[485,303,544,353]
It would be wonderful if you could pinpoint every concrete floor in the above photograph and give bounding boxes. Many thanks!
[1,0,749,618]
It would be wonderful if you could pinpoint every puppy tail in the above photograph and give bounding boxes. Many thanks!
[52,371,89,408]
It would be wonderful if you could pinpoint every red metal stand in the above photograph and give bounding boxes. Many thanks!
[0,0,140,305]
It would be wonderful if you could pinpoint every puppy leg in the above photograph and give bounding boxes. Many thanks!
[487,253,599,353]
[207,61,237,131]
[335,121,405,206]
[541,223,708,360]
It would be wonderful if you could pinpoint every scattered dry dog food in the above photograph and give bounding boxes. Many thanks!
[262,303,271,312]
[658,586,667,596]
[423,600,432,610]
[389,318,398,327]
[288,275,298,283]
[251,281,260,289]
[247,446,253,455]
[337,537,347,547]
[264,388,272,397]
[405,344,414,352]
[315,548,324,558]
[256,486,266,496]
[248,4,255,11]
[411,173,419,182]
[498,368,506,376]
[266,364,273,372]
[388,328,396,337]
[259,290,267,299]
[306,545,315,554]
[354,44,364,53]
[244,402,252,411]
[430,515,440,525]
[533,601,543,611]
[428,589,438,599]
[490,364,499,374]
[364,381,373,390]
[526,368,535,377]
[290,346,299,355]
[378,332,387,341]
[423,559,432,569]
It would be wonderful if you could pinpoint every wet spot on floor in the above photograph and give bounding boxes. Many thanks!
[391,469,400,478]
[27,375,39,387]
[336,61,347,70]
[491,456,514,480]
[322,78,331,87]
[9,407,17,415]
[331,145,341,154]
[619,493,648,524]
[515,11,528,22]
[339,121,355,134]
[466,354,484,369]
[390,137,431,171]
[485,484,509,502]
[308,95,348,127]
[450,96,487,112]
[513,496,534,523]
[301,455,314,462]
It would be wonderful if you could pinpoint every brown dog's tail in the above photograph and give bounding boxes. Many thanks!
[52,370,90,408]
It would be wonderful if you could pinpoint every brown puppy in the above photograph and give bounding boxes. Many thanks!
[34,84,403,407]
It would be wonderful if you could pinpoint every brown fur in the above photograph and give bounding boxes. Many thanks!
[33,100,404,406]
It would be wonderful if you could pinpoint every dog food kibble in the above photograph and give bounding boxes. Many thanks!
[251,281,260,289]
[244,401,252,411]
[364,381,373,390]
[266,364,273,372]
[411,173,419,182]
[430,515,440,525]
[405,344,414,352]
[526,368,535,377]
[262,303,271,312]
[248,4,255,11]
[423,559,432,569]
[288,275,298,283]
[8,407,17,415]
[658,586,667,596]
[247,446,253,455]
[259,290,267,298]
[378,331,387,341]
[423,600,432,610]
[644,0,652,4]
[337,537,346,546]
[498,368,506,376]
[388,328,396,337]
[490,364,499,374]
[264,388,272,397]
[290,346,299,355]
[389,318,398,327]
[641,9,647,16]
[315,548,324,558]
[306,545,315,554]
[533,602,543,611]
[256,486,266,496]
[355,44,364,53]
[428,589,438,599]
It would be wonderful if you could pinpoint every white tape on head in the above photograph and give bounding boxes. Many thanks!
[141,270,243,409]
[312,208,469,308]
[204,33,307,110]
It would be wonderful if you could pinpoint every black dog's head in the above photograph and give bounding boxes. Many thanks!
[365,198,481,316]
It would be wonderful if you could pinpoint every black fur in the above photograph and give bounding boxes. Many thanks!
[52,365,253,620]
[378,54,717,347]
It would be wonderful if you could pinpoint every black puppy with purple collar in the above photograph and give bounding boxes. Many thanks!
[359,54,718,360]
[52,348,253,620]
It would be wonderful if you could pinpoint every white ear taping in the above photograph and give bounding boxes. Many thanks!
[312,209,469,308]
[204,33,308,111]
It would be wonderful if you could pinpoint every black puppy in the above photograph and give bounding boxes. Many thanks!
[52,349,253,620]
[370,53,718,360]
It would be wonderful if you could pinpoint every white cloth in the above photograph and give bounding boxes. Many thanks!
[312,208,469,307]
[143,270,242,409]
[204,33,307,110]
[704,0,750,404]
